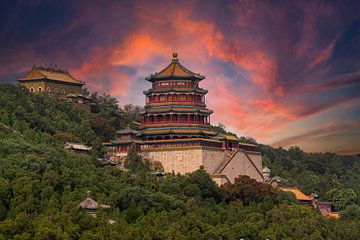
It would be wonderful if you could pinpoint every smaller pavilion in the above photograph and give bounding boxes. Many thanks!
[17,64,85,95]
[78,191,110,218]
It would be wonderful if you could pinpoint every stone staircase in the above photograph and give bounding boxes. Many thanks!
[213,149,239,174]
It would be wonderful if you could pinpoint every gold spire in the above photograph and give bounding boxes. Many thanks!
[172,52,178,61]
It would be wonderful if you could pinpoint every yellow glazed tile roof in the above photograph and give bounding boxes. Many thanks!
[325,212,340,219]
[146,53,204,81]
[223,134,239,141]
[279,187,315,201]
[18,67,83,85]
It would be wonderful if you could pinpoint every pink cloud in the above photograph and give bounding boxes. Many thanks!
[0,0,358,154]
[302,72,360,93]
[309,34,340,68]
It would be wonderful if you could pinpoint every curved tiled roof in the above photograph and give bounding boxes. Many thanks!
[279,187,315,201]
[17,65,84,85]
[146,53,205,82]
[78,191,110,210]
[213,134,240,141]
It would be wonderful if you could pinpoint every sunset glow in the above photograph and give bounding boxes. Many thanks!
[0,0,359,154]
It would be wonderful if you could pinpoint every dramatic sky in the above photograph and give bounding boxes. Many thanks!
[0,0,359,154]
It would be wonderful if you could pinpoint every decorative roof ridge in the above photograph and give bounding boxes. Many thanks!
[145,53,205,81]
[170,53,177,75]
[33,64,70,74]
[79,191,110,210]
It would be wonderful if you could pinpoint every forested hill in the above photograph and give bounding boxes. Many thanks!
[0,83,360,239]
[260,145,360,209]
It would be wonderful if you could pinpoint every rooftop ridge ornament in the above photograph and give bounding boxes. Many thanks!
[32,64,70,74]
[172,52,178,62]
[145,52,205,81]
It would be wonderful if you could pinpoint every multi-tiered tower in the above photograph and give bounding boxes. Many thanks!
[140,53,216,141]
[104,53,263,185]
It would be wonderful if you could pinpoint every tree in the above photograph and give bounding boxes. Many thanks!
[220,175,277,205]
[89,114,116,141]
[90,92,122,129]
[124,144,146,172]
[186,168,220,201]
[54,131,77,142]
[120,104,143,130]
[341,205,360,221]
[123,200,144,223]
[326,188,357,210]
[0,178,10,220]
[0,112,10,126]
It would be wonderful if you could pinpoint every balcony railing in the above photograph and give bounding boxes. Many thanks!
[142,121,210,126]
[148,99,203,103]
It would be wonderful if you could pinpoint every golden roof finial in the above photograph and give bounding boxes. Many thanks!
[172,52,178,61]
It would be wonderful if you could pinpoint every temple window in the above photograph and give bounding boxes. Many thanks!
[180,114,187,122]
[179,94,186,101]
[149,115,154,123]
[46,87,51,92]
[29,87,34,92]
[62,89,66,94]
[54,88,58,93]
[159,95,166,101]
[38,87,42,92]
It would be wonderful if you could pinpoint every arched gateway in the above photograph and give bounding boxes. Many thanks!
[103,53,263,185]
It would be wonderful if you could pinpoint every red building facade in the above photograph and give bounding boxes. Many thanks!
[104,53,256,157]
[139,53,216,141]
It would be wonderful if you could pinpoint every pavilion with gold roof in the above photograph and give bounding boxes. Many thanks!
[104,53,263,185]
[17,64,84,96]
[17,64,91,111]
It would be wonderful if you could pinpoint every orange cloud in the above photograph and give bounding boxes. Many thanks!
[309,34,340,68]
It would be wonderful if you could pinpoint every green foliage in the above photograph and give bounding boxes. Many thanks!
[89,92,123,130]
[0,83,359,239]
[261,145,360,208]
[341,204,360,221]
[326,188,357,210]
[119,104,144,130]
[124,144,148,172]
[186,167,220,201]
[220,175,278,205]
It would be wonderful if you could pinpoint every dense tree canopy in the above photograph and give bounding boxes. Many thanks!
[261,145,360,206]
[0,84,359,239]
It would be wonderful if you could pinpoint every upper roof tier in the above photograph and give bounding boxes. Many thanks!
[17,65,84,85]
[145,53,205,82]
